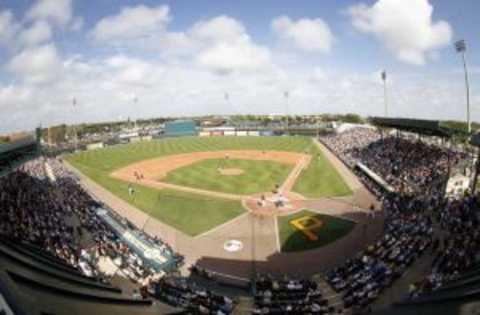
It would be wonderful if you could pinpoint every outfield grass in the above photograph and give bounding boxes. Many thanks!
[67,136,351,235]
[164,158,292,195]
[278,210,356,252]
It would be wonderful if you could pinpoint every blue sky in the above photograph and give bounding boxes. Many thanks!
[0,0,479,132]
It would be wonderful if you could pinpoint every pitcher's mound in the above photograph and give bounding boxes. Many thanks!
[218,168,244,176]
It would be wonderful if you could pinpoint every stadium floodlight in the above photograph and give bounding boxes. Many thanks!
[455,39,471,133]
[72,97,78,151]
[381,71,388,118]
[284,91,289,133]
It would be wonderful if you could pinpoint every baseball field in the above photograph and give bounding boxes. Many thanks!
[67,136,352,237]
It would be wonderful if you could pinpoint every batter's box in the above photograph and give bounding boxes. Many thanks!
[289,215,323,241]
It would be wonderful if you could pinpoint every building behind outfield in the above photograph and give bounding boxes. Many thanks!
[164,120,197,137]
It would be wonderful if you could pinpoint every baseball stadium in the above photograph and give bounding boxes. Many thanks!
[66,132,376,275]
[1,1,480,315]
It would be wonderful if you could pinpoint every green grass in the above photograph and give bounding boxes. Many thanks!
[292,143,352,198]
[67,136,351,235]
[278,210,356,252]
[70,162,244,236]
[164,158,292,195]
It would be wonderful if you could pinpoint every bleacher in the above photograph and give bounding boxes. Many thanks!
[0,237,182,315]
[375,270,480,315]
[0,135,38,176]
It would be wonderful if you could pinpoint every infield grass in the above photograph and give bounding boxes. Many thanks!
[67,136,351,236]
[164,158,292,195]
[278,210,356,252]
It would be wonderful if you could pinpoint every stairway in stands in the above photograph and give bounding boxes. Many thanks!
[312,274,348,313]
[233,296,255,315]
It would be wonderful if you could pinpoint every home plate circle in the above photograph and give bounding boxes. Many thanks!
[224,240,243,252]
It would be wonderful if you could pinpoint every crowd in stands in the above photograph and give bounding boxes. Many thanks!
[0,157,182,284]
[150,276,236,314]
[320,128,468,194]
[322,126,479,311]
[326,193,433,308]
[252,274,337,314]
[351,137,467,194]
[409,194,480,297]
[0,156,239,313]
[320,128,381,168]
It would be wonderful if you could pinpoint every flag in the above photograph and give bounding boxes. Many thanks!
[381,71,386,81]
[72,98,77,107]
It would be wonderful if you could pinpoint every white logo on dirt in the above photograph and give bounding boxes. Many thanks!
[224,240,243,252]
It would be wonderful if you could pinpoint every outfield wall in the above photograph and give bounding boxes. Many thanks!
[196,128,278,138]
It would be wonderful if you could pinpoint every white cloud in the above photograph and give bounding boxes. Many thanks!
[89,12,273,74]
[0,52,477,134]
[271,16,334,53]
[7,44,63,85]
[91,5,171,42]
[191,16,272,74]
[0,2,475,134]
[196,40,271,74]
[310,67,327,81]
[104,55,160,85]
[190,15,246,42]
[347,0,452,65]
[0,10,20,46]
[89,13,272,74]
[18,20,52,47]
[26,0,73,26]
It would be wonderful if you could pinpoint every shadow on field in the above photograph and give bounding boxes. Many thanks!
[190,209,385,282]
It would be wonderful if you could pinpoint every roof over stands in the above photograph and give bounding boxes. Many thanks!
[469,132,480,147]
[0,238,183,315]
[0,136,39,176]
[370,117,455,138]
[373,297,480,315]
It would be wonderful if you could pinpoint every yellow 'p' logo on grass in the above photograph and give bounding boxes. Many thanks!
[289,215,323,241]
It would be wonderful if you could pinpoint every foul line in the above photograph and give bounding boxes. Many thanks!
[193,212,250,239]
[274,215,281,252]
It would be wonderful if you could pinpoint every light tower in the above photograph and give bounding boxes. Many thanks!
[284,91,289,134]
[455,39,471,133]
[72,97,78,151]
[381,70,388,117]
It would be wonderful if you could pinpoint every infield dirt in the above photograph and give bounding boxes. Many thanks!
[111,150,311,200]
